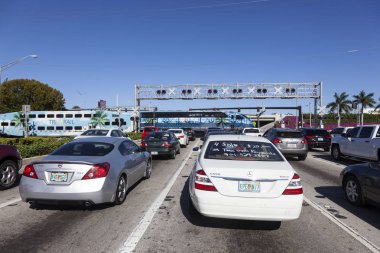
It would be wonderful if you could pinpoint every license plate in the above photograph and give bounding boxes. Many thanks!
[287,144,297,148]
[238,181,260,192]
[318,138,323,141]
[50,172,68,182]
[151,151,158,155]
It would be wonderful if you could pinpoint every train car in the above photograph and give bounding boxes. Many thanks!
[0,110,132,137]
[139,111,254,136]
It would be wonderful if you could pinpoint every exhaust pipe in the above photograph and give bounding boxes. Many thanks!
[84,201,92,207]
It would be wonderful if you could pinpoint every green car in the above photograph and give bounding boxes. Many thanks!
[141,131,181,159]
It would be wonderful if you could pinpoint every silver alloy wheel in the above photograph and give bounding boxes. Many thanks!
[332,146,339,159]
[0,163,17,187]
[117,177,127,203]
[345,179,359,203]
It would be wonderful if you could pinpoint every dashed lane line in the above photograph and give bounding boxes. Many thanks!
[0,197,21,209]
[304,196,380,253]
[118,140,199,253]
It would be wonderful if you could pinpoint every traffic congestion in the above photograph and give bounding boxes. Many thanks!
[0,123,379,253]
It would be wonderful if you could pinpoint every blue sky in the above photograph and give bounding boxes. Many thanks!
[1,0,379,115]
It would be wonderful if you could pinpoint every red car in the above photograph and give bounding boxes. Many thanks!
[141,126,161,140]
[0,144,22,190]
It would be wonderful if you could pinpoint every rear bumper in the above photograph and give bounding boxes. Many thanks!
[191,189,303,221]
[19,176,114,204]
[145,147,173,155]
[308,142,330,149]
[277,148,308,156]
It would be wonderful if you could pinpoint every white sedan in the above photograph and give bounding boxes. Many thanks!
[167,129,189,147]
[189,135,303,223]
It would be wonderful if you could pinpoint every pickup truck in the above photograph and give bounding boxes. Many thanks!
[331,125,380,161]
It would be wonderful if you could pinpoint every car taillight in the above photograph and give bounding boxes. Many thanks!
[282,173,303,195]
[141,142,148,148]
[82,163,110,180]
[178,135,184,138]
[301,139,308,144]
[161,142,172,147]
[305,135,314,139]
[23,164,38,179]
[194,169,217,191]
[272,138,282,143]
[326,136,332,139]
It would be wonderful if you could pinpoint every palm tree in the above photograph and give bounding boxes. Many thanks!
[12,112,24,128]
[375,98,380,111]
[215,117,229,128]
[90,110,108,128]
[326,92,352,127]
[352,90,376,125]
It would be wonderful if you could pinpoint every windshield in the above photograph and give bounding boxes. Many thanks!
[244,129,260,133]
[277,131,303,138]
[204,141,284,161]
[51,142,114,156]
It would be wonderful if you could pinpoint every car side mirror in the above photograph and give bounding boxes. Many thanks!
[193,147,201,152]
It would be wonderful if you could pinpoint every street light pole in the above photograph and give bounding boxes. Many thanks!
[0,54,38,84]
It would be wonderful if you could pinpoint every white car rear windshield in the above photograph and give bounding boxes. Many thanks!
[204,141,283,161]
[81,130,108,136]
[168,130,182,134]
[244,129,260,133]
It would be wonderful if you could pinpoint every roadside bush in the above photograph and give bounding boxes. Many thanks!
[0,137,72,158]
[126,132,142,140]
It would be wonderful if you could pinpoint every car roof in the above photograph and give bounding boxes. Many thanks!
[273,128,301,132]
[207,134,271,143]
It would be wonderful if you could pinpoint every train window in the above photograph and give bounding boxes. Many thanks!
[1,122,9,126]
[37,126,45,130]
[105,122,110,126]
[56,114,64,118]
[56,126,64,130]
[74,126,82,130]
[84,114,91,118]
[10,122,15,126]
[29,114,36,118]
[47,114,54,118]
[112,121,118,126]
[38,114,45,118]
[65,126,73,130]
[47,126,54,130]
[75,114,82,118]
[66,114,73,118]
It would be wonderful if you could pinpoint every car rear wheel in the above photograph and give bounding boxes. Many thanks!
[176,146,181,154]
[344,176,364,206]
[332,145,341,160]
[298,154,307,161]
[0,160,18,190]
[171,150,176,159]
[144,160,152,179]
[114,175,127,205]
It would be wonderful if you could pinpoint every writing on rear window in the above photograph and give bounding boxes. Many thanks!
[204,141,283,161]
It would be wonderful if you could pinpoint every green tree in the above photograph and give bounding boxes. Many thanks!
[375,98,380,111]
[326,92,352,127]
[0,79,65,113]
[12,112,24,128]
[352,90,376,125]
[72,105,81,110]
[90,110,108,128]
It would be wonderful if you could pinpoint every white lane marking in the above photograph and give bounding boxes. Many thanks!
[0,198,21,209]
[304,196,380,253]
[118,140,199,253]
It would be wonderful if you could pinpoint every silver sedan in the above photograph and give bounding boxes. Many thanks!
[19,137,152,206]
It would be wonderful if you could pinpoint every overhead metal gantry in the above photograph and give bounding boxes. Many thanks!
[134,83,323,130]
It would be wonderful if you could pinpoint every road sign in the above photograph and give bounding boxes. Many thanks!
[317,105,326,116]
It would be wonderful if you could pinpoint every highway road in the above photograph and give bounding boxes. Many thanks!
[0,139,379,253]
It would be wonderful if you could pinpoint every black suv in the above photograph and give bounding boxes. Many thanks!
[0,144,22,190]
[300,128,331,151]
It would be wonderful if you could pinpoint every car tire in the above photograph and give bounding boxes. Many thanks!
[177,147,181,154]
[171,150,176,159]
[324,147,330,152]
[114,175,127,205]
[144,160,152,179]
[331,145,341,161]
[188,195,200,217]
[0,160,19,190]
[298,154,307,161]
[344,176,365,206]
